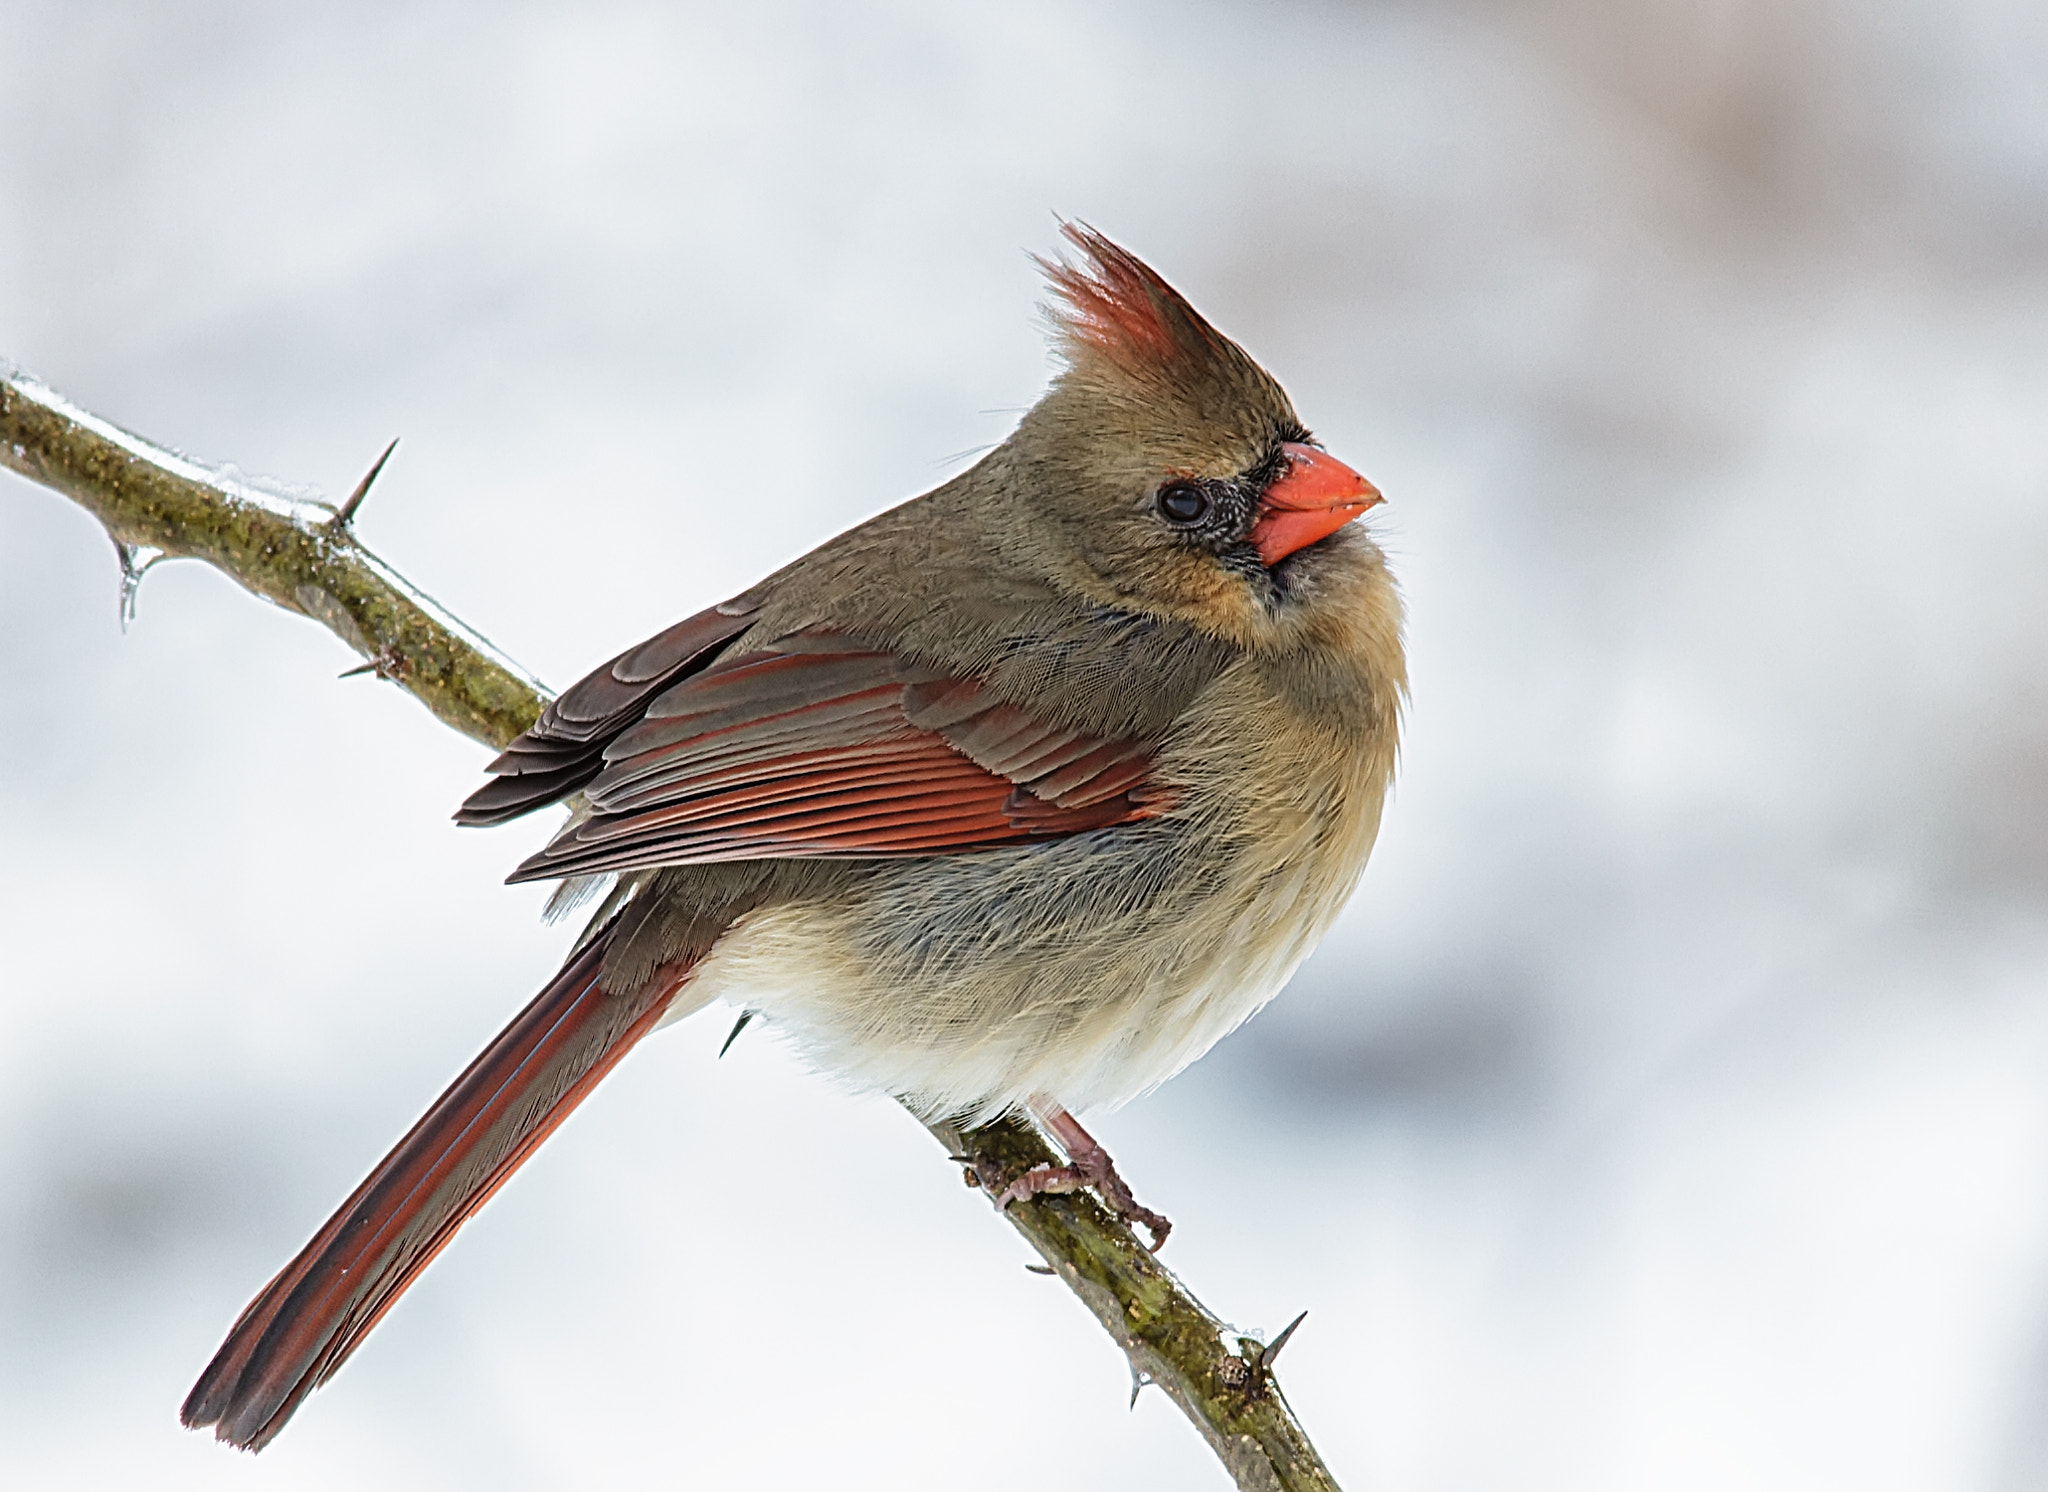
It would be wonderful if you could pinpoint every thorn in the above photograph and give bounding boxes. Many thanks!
[332,437,398,527]
[717,1010,754,1058]
[339,647,406,682]
[1024,1263,1055,1276]
[1260,1311,1308,1372]
[1128,1365,1152,1409]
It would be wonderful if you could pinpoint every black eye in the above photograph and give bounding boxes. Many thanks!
[1157,482,1209,524]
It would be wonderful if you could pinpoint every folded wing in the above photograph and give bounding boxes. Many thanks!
[455,608,1169,882]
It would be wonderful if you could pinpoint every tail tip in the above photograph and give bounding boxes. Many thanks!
[180,1363,289,1453]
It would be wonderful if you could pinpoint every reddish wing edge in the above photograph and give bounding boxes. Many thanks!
[181,919,691,1451]
[460,612,1167,884]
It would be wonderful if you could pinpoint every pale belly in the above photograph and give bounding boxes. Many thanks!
[673,667,1394,1122]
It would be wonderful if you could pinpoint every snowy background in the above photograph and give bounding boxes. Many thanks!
[4,1,2048,1487]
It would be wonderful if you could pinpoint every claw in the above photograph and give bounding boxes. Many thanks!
[995,1103,1172,1249]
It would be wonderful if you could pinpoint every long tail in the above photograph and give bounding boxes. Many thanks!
[182,920,692,1451]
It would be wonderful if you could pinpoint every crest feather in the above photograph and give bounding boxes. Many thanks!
[1039,224,1225,377]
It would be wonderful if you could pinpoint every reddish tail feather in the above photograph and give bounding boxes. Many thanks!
[182,920,691,1450]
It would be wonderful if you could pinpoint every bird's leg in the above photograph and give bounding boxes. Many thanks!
[996,1100,1172,1250]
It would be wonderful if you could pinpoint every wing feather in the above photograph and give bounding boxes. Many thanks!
[454,606,757,824]
[458,608,1173,878]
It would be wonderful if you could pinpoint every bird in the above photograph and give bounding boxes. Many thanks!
[181,225,1405,1451]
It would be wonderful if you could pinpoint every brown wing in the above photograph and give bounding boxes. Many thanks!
[455,603,760,827]
[463,619,1167,884]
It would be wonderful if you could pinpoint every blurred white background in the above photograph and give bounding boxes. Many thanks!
[4,1,2047,1486]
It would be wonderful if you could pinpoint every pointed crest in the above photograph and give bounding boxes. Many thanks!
[1039,224,1226,378]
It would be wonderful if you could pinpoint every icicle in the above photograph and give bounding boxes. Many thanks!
[114,540,165,631]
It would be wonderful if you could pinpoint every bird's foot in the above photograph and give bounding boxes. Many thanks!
[996,1105,1171,1250]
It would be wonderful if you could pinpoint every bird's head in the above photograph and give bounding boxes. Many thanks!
[997,225,1383,647]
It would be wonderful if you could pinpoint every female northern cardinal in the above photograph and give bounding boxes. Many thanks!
[183,226,1404,1450]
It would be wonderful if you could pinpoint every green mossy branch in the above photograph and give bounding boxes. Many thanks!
[0,364,545,748]
[0,360,1340,1492]
[943,1116,1339,1491]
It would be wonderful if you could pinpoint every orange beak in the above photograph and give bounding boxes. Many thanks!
[1248,442,1383,566]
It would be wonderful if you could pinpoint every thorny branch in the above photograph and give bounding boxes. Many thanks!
[0,360,1342,1492]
